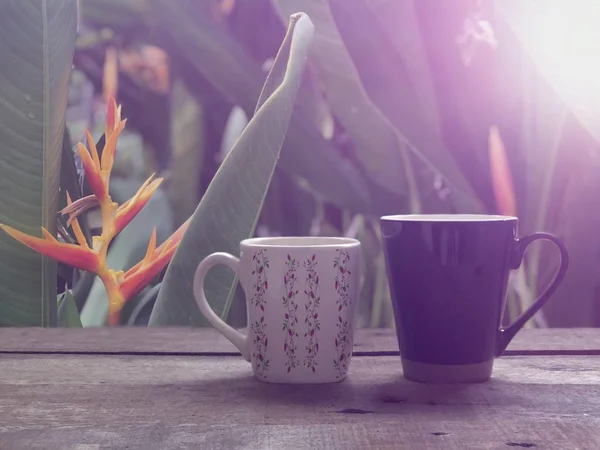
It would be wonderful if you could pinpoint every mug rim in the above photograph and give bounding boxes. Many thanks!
[240,236,360,248]
[380,214,518,222]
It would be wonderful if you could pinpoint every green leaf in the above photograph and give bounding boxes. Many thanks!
[517,63,568,283]
[167,81,204,228]
[506,44,598,327]
[125,283,160,326]
[0,0,78,326]
[546,152,600,326]
[272,0,414,198]
[149,12,315,326]
[148,0,372,213]
[57,290,82,327]
[59,127,81,207]
[328,0,479,204]
[80,179,173,326]
[497,0,600,145]
[79,0,150,31]
[491,6,600,325]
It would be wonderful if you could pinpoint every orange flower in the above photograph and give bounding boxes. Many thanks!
[119,219,189,301]
[0,224,99,273]
[77,138,107,206]
[0,96,187,326]
[114,175,163,235]
[489,126,517,217]
[0,191,99,271]
[60,174,162,236]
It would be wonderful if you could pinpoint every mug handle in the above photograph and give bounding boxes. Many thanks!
[193,252,251,362]
[495,233,569,356]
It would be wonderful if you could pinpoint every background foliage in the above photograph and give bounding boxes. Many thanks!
[0,0,78,326]
[2,0,598,328]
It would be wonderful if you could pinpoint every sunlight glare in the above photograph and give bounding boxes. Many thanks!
[522,0,600,93]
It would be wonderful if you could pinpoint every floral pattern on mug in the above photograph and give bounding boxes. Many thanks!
[333,249,352,378]
[250,249,270,377]
[251,317,269,376]
[303,254,320,372]
[282,254,300,372]
[250,249,270,311]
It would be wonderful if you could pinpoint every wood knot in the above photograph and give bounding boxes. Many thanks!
[381,396,406,404]
[336,408,373,414]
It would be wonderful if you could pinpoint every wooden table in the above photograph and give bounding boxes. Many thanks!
[1,328,599,449]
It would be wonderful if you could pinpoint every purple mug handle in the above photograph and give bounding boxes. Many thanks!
[495,233,569,356]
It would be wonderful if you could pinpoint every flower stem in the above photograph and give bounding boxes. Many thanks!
[98,269,125,326]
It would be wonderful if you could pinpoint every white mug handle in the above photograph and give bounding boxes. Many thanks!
[193,252,251,361]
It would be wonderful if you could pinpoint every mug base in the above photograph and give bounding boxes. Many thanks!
[401,358,493,384]
[255,374,348,384]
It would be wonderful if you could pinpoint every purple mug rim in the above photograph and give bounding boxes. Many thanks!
[380,214,518,222]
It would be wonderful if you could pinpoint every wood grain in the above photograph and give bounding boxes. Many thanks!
[1,354,599,449]
[1,327,599,355]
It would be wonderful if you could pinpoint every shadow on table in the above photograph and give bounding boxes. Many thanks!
[159,369,600,416]
[160,371,519,410]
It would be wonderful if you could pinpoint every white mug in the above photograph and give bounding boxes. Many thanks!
[193,236,361,383]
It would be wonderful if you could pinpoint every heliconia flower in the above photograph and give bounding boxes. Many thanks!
[1,191,98,272]
[103,48,118,109]
[75,100,126,204]
[60,194,99,226]
[60,175,162,237]
[489,126,517,217]
[0,223,99,273]
[0,97,188,326]
[77,140,108,205]
[106,94,122,140]
[100,116,126,185]
[64,192,90,249]
[114,174,163,235]
[118,218,189,301]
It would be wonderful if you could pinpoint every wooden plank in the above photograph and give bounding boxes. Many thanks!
[0,354,599,449]
[1,327,599,355]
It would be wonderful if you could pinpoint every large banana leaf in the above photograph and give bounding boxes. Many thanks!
[149,13,315,326]
[493,4,600,325]
[328,0,479,205]
[491,41,569,324]
[148,0,373,214]
[168,81,204,228]
[79,0,148,31]
[518,63,568,279]
[514,53,600,327]
[497,0,600,145]
[0,0,78,326]
[272,0,414,200]
[548,146,600,326]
